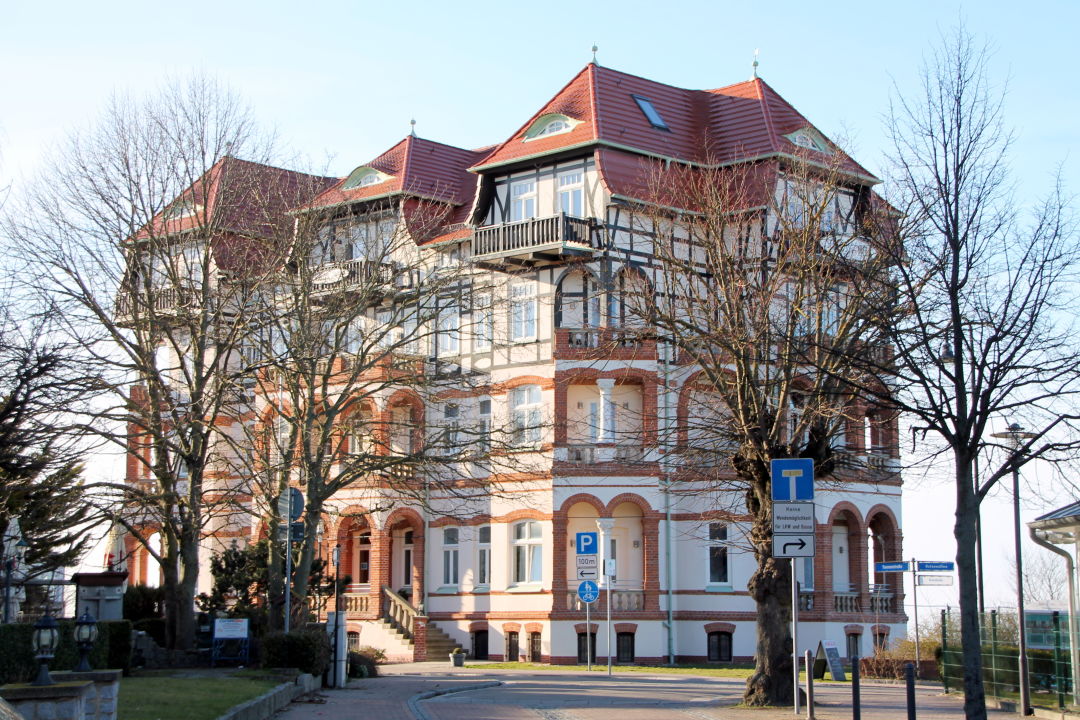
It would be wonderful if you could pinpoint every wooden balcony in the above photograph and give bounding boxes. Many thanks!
[115,286,198,327]
[309,259,394,294]
[472,214,597,266]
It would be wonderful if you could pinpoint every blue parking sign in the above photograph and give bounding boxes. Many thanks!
[576,532,598,555]
[771,458,814,501]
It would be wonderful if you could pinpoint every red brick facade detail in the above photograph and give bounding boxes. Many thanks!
[703,622,736,634]
[574,623,599,634]
[613,623,637,634]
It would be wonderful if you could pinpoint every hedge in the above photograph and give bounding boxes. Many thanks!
[0,620,131,684]
[261,629,330,676]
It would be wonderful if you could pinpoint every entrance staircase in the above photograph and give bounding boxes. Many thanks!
[379,585,461,660]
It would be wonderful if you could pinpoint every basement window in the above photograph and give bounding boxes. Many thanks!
[632,95,669,131]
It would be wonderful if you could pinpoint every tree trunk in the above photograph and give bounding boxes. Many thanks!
[266,515,285,633]
[174,530,201,651]
[954,463,987,720]
[743,467,794,706]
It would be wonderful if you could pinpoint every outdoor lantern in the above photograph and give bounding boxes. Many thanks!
[30,612,59,685]
[74,610,99,671]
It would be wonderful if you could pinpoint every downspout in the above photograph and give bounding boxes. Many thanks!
[1029,526,1079,706]
[660,335,675,665]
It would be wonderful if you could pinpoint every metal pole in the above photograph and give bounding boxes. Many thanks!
[586,597,592,671]
[1053,611,1065,711]
[851,652,860,720]
[333,543,342,688]
[284,527,292,634]
[941,609,950,694]
[905,662,916,720]
[606,568,612,677]
[974,453,985,614]
[3,559,12,624]
[792,567,799,715]
[911,558,920,679]
[804,650,814,720]
[1012,465,1032,716]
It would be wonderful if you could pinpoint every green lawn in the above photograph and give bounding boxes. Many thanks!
[118,675,279,720]
[466,662,854,683]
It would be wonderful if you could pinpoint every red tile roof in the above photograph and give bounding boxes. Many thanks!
[472,64,877,184]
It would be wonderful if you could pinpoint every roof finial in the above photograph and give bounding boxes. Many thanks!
[591,44,599,65]
[409,118,417,137]
[751,48,760,80]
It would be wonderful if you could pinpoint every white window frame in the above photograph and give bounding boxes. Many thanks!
[442,403,460,452]
[473,293,493,350]
[707,522,730,586]
[477,397,492,454]
[510,179,537,222]
[557,170,584,217]
[438,301,460,356]
[476,525,491,588]
[510,385,542,448]
[510,281,538,342]
[511,520,543,586]
[442,527,460,587]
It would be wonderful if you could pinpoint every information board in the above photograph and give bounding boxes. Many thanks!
[813,640,846,681]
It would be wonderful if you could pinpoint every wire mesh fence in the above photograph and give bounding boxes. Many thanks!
[939,607,1076,712]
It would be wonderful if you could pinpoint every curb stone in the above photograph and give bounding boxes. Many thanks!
[407,681,503,720]
[213,673,318,720]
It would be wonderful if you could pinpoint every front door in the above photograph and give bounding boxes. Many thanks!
[506,631,519,662]
[831,525,850,591]
[529,632,541,662]
[472,630,488,660]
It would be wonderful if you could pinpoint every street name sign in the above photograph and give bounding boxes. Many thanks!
[770,459,814,501]
[577,580,599,603]
[875,561,911,573]
[773,534,815,558]
[916,561,955,572]
[917,574,954,586]
[773,502,815,534]
[576,532,598,555]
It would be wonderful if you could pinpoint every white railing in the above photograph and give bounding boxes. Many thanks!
[472,214,596,258]
[833,591,861,613]
[343,593,370,616]
[565,589,644,612]
[869,592,895,613]
[799,591,815,611]
[382,585,417,638]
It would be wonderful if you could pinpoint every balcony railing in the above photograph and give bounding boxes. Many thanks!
[472,214,597,264]
[310,259,394,292]
[557,327,649,351]
[565,589,644,612]
[115,285,198,325]
[833,591,861,613]
[382,585,417,638]
[557,444,646,465]
[869,591,896,613]
[799,591,815,611]
[342,592,371,617]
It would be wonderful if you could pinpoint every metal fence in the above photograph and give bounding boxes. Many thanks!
[940,608,1076,712]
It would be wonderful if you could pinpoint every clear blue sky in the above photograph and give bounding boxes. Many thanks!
[2,0,1077,616]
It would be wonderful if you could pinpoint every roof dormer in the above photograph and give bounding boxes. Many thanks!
[784,127,831,155]
[523,113,580,142]
[341,166,392,190]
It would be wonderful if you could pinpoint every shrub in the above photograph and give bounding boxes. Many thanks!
[123,585,165,622]
[261,630,331,676]
[357,646,386,664]
[103,620,132,675]
[0,619,127,683]
[860,655,909,680]
[133,617,167,647]
[348,650,379,678]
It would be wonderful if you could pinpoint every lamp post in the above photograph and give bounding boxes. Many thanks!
[3,537,29,624]
[74,611,99,671]
[992,422,1037,717]
[31,612,59,685]
[332,543,342,688]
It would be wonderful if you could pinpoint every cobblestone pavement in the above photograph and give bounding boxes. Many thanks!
[275,662,1012,720]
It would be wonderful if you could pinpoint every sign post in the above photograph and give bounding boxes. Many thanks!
[576,532,599,672]
[577,580,599,671]
[873,558,954,679]
[280,488,304,633]
[771,458,814,716]
[595,520,615,678]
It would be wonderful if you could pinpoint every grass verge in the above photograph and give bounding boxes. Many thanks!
[465,662,857,684]
[118,675,279,720]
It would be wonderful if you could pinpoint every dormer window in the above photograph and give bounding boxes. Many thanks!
[164,200,201,220]
[523,114,578,141]
[342,166,391,190]
[632,95,669,131]
[785,128,831,154]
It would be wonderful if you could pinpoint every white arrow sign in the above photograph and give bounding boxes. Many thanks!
[773,533,815,558]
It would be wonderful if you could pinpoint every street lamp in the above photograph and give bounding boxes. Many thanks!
[992,422,1037,717]
[30,612,59,686]
[74,611,99,671]
[3,537,29,624]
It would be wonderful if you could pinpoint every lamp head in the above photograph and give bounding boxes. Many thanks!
[75,610,99,644]
[32,614,60,658]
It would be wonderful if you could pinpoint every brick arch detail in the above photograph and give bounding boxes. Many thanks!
[501,375,555,393]
[502,622,521,633]
[382,506,424,532]
[844,624,865,635]
[524,623,543,634]
[704,622,736,634]
[865,504,899,529]
[502,508,549,524]
[871,624,891,636]
[469,621,489,632]
[674,369,736,447]
[560,494,605,515]
[574,623,599,634]
[606,492,658,518]
[614,623,638,634]
[553,367,658,444]
[827,501,865,528]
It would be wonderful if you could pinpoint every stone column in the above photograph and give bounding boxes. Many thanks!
[596,379,615,462]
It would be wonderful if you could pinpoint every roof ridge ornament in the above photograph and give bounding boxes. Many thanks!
[591,44,599,66]
[410,118,417,137]
[751,49,760,80]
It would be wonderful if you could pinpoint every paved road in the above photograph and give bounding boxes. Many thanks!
[275,662,1007,720]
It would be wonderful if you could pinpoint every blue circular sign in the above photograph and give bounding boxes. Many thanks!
[577,580,599,604]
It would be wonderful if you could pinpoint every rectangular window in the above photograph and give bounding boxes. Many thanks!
[478,398,492,454]
[477,526,491,586]
[474,293,493,350]
[608,538,617,582]
[442,527,459,586]
[558,170,584,217]
[438,302,460,355]
[511,386,542,447]
[510,282,537,341]
[510,179,536,222]
[443,403,460,451]
[709,522,729,584]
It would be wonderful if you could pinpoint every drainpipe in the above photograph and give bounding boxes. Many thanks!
[1029,526,1079,706]
[660,335,675,665]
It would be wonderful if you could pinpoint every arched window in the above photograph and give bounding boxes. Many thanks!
[708,631,733,662]
[512,520,542,585]
[555,270,601,330]
[523,114,576,140]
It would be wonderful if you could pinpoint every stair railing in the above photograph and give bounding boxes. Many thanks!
[381,585,418,639]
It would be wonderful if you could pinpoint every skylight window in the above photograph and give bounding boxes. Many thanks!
[632,94,669,131]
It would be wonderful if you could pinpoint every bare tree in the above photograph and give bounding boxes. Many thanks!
[2,76,312,648]
[1009,550,1069,608]
[869,27,1080,719]
[624,149,893,705]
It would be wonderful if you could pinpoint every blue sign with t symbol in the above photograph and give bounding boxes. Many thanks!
[771,458,814,501]
[577,580,599,604]
[576,532,598,555]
